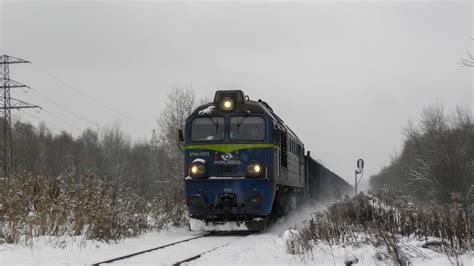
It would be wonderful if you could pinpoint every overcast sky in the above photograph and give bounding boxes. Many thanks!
[0,0,472,186]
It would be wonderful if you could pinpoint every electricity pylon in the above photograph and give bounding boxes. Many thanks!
[0,55,41,177]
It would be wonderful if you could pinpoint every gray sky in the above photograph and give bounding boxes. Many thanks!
[1,1,472,186]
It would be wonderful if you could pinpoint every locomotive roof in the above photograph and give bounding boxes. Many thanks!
[190,97,303,144]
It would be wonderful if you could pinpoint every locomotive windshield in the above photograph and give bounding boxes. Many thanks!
[230,116,265,141]
[191,117,225,141]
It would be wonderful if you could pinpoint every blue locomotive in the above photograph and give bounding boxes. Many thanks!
[182,90,352,231]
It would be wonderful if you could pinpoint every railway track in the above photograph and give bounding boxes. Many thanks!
[92,232,253,265]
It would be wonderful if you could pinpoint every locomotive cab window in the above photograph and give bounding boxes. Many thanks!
[191,117,225,141]
[230,116,265,141]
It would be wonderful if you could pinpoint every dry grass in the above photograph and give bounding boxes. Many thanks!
[294,193,472,264]
[0,171,187,245]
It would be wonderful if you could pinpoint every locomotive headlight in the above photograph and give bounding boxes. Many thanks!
[189,161,206,178]
[220,97,235,112]
[247,161,263,177]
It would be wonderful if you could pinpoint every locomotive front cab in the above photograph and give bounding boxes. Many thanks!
[184,90,277,231]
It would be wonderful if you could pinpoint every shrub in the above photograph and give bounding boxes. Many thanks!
[295,193,472,264]
[0,171,187,245]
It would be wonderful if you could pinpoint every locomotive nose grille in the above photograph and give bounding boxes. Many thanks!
[216,165,237,174]
[218,193,238,208]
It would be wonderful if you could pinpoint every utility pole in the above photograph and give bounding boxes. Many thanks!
[0,55,41,177]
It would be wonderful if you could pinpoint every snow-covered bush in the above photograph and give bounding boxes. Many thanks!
[293,193,472,264]
[0,171,187,245]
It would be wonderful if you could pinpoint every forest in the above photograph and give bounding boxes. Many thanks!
[369,104,473,207]
[0,87,197,243]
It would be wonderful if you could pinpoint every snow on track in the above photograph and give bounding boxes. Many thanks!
[186,233,295,265]
[93,234,211,265]
[107,234,246,265]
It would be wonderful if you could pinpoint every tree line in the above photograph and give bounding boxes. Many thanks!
[369,104,473,207]
[1,87,198,199]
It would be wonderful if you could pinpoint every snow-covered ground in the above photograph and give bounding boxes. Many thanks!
[191,234,471,266]
[1,204,472,265]
[0,228,203,265]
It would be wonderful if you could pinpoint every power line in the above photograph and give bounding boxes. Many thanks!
[29,88,99,129]
[30,63,151,130]
[41,109,83,132]
[20,109,65,133]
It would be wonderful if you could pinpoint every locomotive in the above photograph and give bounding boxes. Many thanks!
[181,90,352,231]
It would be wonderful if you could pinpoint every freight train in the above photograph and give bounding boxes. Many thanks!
[181,90,353,231]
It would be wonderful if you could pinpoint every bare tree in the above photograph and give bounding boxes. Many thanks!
[156,87,197,192]
[158,86,196,148]
[76,128,101,179]
[461,54,474,67]
[461,37,474,67]
[371,104,473,205]
[404,105,472,200]
[100,123,131,183]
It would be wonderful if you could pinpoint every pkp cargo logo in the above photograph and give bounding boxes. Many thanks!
[214,152,241,165]
[220,152,233,161]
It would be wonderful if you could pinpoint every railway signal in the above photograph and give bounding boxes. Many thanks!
[355,158,364,196]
